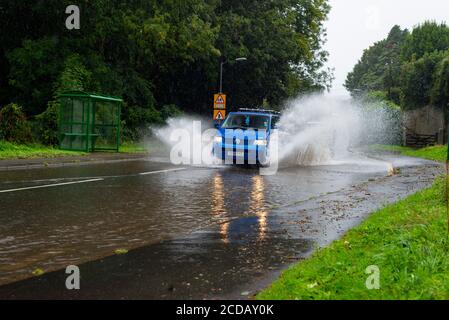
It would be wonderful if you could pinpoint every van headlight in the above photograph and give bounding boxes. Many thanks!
[214,136,223,143]
[254,139,267,146]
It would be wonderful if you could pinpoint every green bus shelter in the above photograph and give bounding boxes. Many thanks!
[58,91,122,152]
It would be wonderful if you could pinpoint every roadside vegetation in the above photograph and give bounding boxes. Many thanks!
[258,27,449,297]
[371,144,447,162]
[0,141,152,160]
[119,142,148,154]
[0,140,85,160]
[0,1,332,155]
[346,22,449,151]
[257,178,449,300]
[346,22,449,112]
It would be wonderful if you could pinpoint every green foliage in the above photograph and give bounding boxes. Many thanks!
[364,91,400,111]
[34,101,59,145]
[345,26,408,98]
[257,178,449,300]
[399,145,447,162]
[119,142,148,154]
[364,90,388,103]
[431,51,449,110]
[358,92,403,145]
[6,37,61,115]
[214,0,332,108]
[347,21,449,112]
[54,54,93,94]
[387,87,402,106]
[400,51,444,109]
[0,140,85,160]
[362,90,402,109]
[371,144,447,162]
[0,103,33,144]
[0,0,332,136]
[401,21,449,61]
[161,104,183,120]
[121,104,163,142]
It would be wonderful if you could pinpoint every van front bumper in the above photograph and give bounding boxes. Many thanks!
[213,143,268,165]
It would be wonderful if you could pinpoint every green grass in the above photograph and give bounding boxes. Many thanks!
[0,141,151,160]
[119,142,148,154]
[371,144,447,162]
[257,179,449,300]
[0,141,86,160]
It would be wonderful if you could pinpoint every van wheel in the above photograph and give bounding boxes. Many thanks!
[258,150,271,168]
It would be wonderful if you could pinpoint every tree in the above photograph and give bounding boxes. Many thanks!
[0,103,33,144]
[400,51,444,109]
[6,37,62,115]
[431,51,449,111]
[401,21,449,61]
[345,25,408,103]
[0,0,333,141]
[347,21,449,111]
[214,0,332,109]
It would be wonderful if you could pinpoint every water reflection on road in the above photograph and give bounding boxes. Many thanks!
[251,175,268,240]
[0,158,398,286]
[210,173,229,243]
[211,173,268,243]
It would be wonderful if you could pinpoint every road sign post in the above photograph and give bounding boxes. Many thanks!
[214,93,226,109]
[213,93,226,122]
[213,109,226,121]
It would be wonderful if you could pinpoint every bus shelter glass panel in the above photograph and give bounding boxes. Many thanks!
[92,100,121,151]
[59,92,122,152]
[59,97,90,151]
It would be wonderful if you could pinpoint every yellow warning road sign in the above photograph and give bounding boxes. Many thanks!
[214,94,226,109]
[213,109,226,120]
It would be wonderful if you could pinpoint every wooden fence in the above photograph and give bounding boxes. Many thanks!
[405,133,438,148]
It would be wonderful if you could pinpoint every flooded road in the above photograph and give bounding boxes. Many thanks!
[0,154,442,299]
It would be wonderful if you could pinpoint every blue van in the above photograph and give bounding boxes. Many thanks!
[213,108,280,165]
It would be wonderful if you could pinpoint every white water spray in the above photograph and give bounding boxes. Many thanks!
[276,94,361,166]
[153,116,219,165]
[152,94,400,170]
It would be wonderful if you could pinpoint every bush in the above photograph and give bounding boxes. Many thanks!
[121,104,163,142]
[54,54,93,94]
[160,104,183,120]
[387,87,402,106]
[359,93,403,146]
[0,103,33,144]
[34,101,59,146]
[400,51,444,109]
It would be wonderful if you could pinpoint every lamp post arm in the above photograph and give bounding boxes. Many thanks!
[220,61,223,93]
[219,60,228,93]
[219,57,246,94]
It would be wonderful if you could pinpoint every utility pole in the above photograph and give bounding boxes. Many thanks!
[219,57,247,94]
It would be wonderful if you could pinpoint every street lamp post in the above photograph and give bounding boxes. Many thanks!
[219,57,247,93]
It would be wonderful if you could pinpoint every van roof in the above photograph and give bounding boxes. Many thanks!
[231,108,280,116]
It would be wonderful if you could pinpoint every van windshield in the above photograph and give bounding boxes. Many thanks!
[221,114,269,130]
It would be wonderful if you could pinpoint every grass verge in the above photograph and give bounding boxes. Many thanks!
[257,178,449,300]
[371,144,447,162]
[0,141,151,160]
[119,142,148,154]
[0,141,86,160]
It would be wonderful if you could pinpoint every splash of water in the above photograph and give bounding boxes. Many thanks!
[276,94,361,166]
[152,116,219,165]
[152,93,400,169]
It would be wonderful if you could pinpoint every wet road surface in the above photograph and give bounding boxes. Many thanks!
[0,155,442,299]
